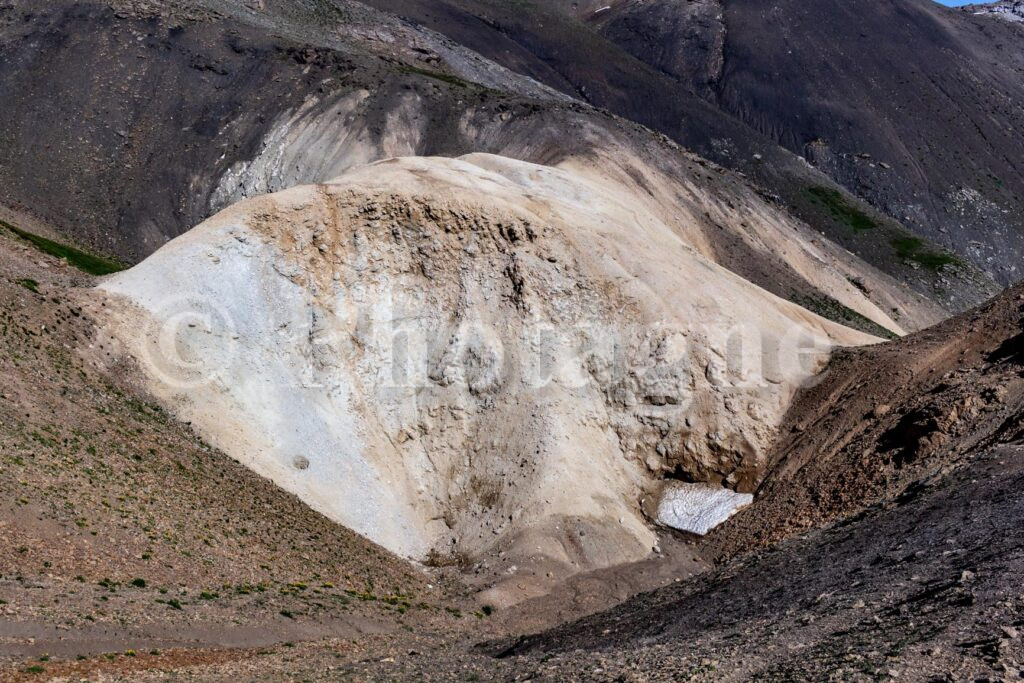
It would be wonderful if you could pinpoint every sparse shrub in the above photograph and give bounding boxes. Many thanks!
[15,278,39,293]
[805,186,878,232]
[890,236,959,271]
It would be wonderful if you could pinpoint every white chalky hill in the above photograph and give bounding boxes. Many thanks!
[98,154,881,583]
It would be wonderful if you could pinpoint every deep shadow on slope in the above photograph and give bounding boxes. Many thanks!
[0,1,355,261]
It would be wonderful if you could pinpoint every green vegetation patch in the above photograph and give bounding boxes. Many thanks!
[0,219,124,275]
[791,293,898,341]
[890,236,959,271]
[401,65,476,89]
[15,278,39,293]
[804,186,879,232]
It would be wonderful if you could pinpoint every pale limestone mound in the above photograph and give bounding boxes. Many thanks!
[96,154,877,580]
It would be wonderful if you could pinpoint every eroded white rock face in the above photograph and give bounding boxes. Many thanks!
[967,1,1024,23]
[656,482,754,536]
[97,154,876,572]
[208,89,942,337]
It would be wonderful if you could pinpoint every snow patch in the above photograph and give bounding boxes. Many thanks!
[656,482,753,535]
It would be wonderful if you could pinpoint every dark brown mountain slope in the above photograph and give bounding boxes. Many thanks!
[710,279,1024,560]
[0,0,539,262]
[589,0,1024,285]
[0,0,995,314]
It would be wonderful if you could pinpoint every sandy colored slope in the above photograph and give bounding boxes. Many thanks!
[210,86,944,335]
[96,154,880,593]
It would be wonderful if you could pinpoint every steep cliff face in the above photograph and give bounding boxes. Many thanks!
[95,154,881,593]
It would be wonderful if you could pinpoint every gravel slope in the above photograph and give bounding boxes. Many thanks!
[0,222,475,677]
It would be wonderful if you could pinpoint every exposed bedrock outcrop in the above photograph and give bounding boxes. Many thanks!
[206,87,946,336]
[963,0,1024,23]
